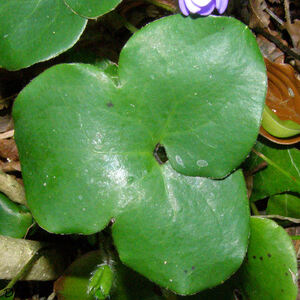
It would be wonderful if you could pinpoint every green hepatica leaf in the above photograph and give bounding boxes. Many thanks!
[248,140,300,201]
[0,0,87,71]
[0,193,32,238]
[112,167,249,294]
[237,217,298,300]
[12,15,265,293]
[267,193,300,219]
[64,0,121,18]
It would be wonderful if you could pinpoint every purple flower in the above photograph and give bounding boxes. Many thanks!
[179,0,228,16]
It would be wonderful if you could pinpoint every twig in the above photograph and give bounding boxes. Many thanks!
[251,148,300,187]
[0,247,50,297]
[47,292,56,300]
[0,170,26,205]
[145,0,177,12]
[0,129,14,140]
[250,202,260,215]
[284,0,291,25]
[256,214,300,223]
[265,7,284,26]
[252,27,300,61]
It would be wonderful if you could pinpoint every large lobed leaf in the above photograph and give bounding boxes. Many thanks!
[13,15,266,294]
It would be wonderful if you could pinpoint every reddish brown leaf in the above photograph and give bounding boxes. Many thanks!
[0,139,19,161]
[265,59,300,123]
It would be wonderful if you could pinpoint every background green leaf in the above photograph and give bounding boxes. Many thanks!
[0,193,32,238]
[64,0,121,18]
[236,217,298,300]
[266,193,300,218]
[247,139,300,201]
[0,0,87,70]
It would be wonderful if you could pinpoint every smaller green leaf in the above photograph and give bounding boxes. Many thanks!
[55,251,164,300]
[0,289,14,300]
[88,264,113,299]
[262,106,300,138]
[0,193,32,238]
[267,193,300,219]
[237,217,298,300]
[0,0,87,70]
[64,0,121,18]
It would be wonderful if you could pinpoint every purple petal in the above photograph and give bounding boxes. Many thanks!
[197,1,215,15]
[184,0,202,13]
[216,0,228,14]
[179,0,190,15]
[192,0,211,6]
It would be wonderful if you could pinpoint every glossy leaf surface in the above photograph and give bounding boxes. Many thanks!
[13,15,264,293]
[54,250,164,300]
[237,217,298,300]
[64,0,121,18]
[267,193,300,218]
[248,140,300,201]
[0,0,87,70]
[0,193,32,238]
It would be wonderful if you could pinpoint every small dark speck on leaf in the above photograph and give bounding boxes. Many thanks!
[184,270,187,274]
[106,102,114,107]
[267,253,271,258]
[259,256,263,261]
[191,266,195,270]
[285,272,288,276]
[253,256,256,259]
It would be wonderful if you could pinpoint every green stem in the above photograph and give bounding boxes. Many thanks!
[0,247,50,297]
[250,202,260,215]
[290,235,300,240]
[145,0,177,12]
[111,11,138,34]
[252,149,300,187]
[162,290,178,299]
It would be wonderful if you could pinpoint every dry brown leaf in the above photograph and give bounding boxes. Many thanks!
[249,0,270,29]
[285,19,300,49]
[0,235,68,281]
[0,161,21,172]
[257,35,285,62]
[0,139,19,161]
[0,115,13,133]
